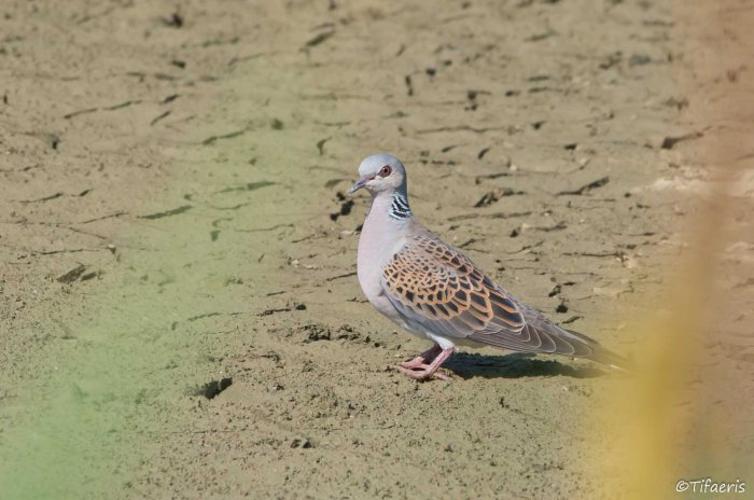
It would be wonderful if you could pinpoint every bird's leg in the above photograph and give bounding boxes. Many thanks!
[398,347,455,381]
[399,344,442,369]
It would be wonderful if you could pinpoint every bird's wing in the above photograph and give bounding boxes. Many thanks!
[381,233,526,342]
[381,232,626,365]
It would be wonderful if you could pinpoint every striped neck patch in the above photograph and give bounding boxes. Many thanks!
[389,192,412,221]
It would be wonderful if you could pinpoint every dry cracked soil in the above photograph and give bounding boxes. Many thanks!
[1,1,753,499]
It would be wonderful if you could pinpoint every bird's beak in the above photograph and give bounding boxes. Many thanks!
[348,176,371,194]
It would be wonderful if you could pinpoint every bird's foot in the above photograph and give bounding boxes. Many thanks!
[399,344,442,370]
[397,346,455,382]
[399,357,428,370]
[398,364,450,381]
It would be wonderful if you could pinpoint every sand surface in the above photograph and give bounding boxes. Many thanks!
[1,1,752,498]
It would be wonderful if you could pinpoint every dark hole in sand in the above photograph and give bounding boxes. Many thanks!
[196,377,233,399]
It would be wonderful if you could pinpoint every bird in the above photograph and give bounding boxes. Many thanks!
[349,153,628,381]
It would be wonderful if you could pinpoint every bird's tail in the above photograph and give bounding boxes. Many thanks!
[564,328,632,372]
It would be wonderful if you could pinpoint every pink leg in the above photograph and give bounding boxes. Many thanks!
[398,347,455,381]
[400,344,442,369]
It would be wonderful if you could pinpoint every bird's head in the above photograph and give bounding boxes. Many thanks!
[348,153,407,196]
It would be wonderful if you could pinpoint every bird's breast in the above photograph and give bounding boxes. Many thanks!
[356,210,407,312]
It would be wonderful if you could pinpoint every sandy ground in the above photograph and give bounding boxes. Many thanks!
[1,0,752,498]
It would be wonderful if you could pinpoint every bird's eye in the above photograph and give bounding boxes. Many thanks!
[378,165,392,177]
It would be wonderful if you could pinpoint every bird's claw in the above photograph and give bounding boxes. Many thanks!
[399,356,428,370]
[397,364,450,381]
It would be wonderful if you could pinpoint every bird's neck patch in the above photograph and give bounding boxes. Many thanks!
[389,191,412,221]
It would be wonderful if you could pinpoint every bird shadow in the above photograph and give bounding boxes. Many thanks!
[443,352,606,379]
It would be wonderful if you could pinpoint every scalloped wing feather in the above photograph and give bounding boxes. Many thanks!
[381,232,628,367]
[381,233,525,338]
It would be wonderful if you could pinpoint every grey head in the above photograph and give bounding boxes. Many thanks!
[348,153,408,197]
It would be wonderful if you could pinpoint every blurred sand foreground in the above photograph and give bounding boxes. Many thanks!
[0,1,752,498]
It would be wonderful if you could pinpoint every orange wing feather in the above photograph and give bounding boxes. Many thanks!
[382,233,628,367]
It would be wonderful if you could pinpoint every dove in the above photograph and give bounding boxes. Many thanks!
[349,153,627,381]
